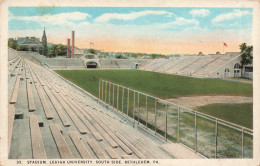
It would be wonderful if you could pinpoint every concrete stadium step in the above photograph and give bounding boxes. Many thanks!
[64,87,159,158]
[65,95,132,154]
[42,86,70,127]
[68,130,93,159]
[8,58,21,77]
[8,104,16,154]
[9,74,21,104]
[29,114,47,159]
[160,143,204,159]
[34,83,54,119]
[44,80,130,158]
[87,139,109,159]
[26,79,36,112]
[49,123,74,159]
[88,106,170,159]
[51,90,88,134]
[105,147,120,159]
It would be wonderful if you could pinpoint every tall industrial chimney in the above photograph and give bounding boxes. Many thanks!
[67,39,70,58]
[71,31,75,58]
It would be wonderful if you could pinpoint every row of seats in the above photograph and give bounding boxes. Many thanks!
[99,59,146,69]
[15,50,86,68]
[8,53,172,159]
[139,53,240,77]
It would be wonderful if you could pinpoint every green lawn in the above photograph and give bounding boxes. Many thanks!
[196,103,253,129]
[55,70,252,98]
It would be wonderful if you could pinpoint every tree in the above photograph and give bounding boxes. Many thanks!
[8,39,17,49]
[115,54,124,59]
[239,43,253,76]
[88,49,97,54]
[48,44,67,58]
[16,45,28,51]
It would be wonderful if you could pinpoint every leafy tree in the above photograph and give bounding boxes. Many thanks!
[88,49,97,54]
[239,43,253,76]
[43,44,48,56]
[115,54,124,59]
[48,44,67,58]
[16,45,28,51]
[8,39,17,49]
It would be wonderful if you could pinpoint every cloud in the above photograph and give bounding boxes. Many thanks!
[190,9,210,17]
[9,12,91,27]
[94,10,175,23]
[166,17,199,27]
[212,9,250,23]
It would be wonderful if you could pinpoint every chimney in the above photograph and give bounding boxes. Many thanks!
[71,31,75,58]
[67,39,70,58]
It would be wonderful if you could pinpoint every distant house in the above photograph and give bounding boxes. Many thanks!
[73,48,84,58]
[17,37,43,53]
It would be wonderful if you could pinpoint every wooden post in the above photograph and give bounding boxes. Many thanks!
[105,81,107,103]
[108,83,111,105]
[145,95,148,129]
[122,88,124,113]
[194,112,197,152]
[165,104,168,141]
[241,128,244,158]
[138,93,140,125]
[101,80,104,101]
[215,118,218,158]
[112,84,115,107]
[117,85,119,110]
[133,91,135,124]
[127,88,129,116]
[178,106,180,142]
[98,79,101,100]
[155,99,157,134]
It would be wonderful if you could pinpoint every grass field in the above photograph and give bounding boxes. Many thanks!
[196,103,253,129]
[55,69,253,128]
[55,70,253,98]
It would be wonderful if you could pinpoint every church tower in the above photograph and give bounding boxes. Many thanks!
[42,27,48,57]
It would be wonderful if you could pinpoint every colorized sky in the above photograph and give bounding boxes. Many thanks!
[8,7,253,54]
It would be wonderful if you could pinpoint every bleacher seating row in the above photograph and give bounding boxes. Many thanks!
[8,52,180,159]
[139,53,240,77]
[11,49,86,68]
[99,59,146,69]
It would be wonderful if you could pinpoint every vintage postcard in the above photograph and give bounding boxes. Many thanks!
[0,0,260,165]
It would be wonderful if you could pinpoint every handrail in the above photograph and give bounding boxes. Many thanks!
[100,79,253,133]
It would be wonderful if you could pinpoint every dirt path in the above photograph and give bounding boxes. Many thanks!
[166,96,253,109]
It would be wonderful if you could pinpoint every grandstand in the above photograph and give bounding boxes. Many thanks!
[16,49,86,69]
[8,49,205,159]
[139,53,242,78]
[99,59,147,69]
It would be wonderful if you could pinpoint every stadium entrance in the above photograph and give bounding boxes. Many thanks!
[86,61,97,68]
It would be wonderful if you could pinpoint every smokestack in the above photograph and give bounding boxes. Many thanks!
[67,39,70,58]
[71,31,75,58]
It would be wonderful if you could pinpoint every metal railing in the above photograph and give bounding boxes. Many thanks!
[98,79,253,158]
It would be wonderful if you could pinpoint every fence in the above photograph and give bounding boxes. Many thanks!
[98,79,253,158]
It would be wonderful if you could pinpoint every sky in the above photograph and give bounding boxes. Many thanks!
[8,7,253,54]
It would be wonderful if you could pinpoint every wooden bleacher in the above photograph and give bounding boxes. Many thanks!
[8,50,203,159]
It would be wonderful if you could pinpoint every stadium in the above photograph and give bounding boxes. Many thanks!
[7,7,253,160]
